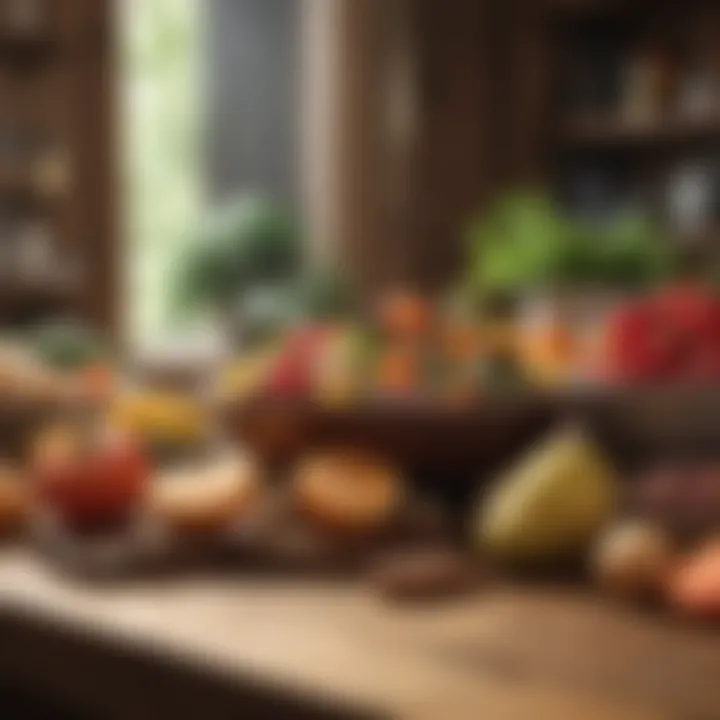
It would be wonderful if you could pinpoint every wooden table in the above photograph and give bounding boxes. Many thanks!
[0,550,718,719]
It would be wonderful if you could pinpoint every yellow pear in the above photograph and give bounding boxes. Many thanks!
[477,425,618,566]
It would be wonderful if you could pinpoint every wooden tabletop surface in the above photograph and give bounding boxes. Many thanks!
[0,550,718,719]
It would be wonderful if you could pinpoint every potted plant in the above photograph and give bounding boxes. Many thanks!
[173,196,301,348]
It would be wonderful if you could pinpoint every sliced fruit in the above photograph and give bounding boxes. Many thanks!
[293,451,405,534]
[148,455,262,533]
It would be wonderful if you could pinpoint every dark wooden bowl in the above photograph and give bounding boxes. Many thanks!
[221,395,560,508]
[221,389,720,508]
[561,389,720,466]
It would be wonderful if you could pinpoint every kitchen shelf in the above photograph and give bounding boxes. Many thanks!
[561,115,720,150]
[0,276,79,311]
[0,167,68,208]
[542,0,677,15]
[0,168,37,201]
[544,0,627,9]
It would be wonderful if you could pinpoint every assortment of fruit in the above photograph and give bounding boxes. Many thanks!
[221,282,720,406]
[19,421,262,539]
[470,425,720,620]
[6,282,720,419]
[2,282,720,626]
[219,290,532,406]
[0,368,715,628]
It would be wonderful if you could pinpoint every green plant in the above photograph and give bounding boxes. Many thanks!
[239,267,358,349]
[292,266,358,322]
[465,191,677,298]
[598,211,676,288]
[241,284,301,348]
[173,196,301,318]
[466,192,588,296]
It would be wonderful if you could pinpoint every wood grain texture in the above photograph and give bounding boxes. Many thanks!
[0,550,719,719]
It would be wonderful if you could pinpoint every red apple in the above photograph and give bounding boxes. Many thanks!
[34,428,151,532]
[266,325,330,397]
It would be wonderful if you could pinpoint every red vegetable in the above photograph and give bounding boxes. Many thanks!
[604,285,720,384]
[604,302,675,383]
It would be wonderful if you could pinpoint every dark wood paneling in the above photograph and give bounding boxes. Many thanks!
[413,0,496,289]
[72,0,117,336]
[335,0,386,293]
[498,0,558,188]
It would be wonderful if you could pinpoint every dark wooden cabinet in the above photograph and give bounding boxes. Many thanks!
[0,0,115,334]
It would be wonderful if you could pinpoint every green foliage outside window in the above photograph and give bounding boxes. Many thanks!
[123,0,201,345]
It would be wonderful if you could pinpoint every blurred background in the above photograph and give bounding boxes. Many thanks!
[2,0,720,354]
[4,2,720,717]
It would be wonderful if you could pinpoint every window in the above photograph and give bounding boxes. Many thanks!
[122,0,298,358]
[122,0,202,350]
